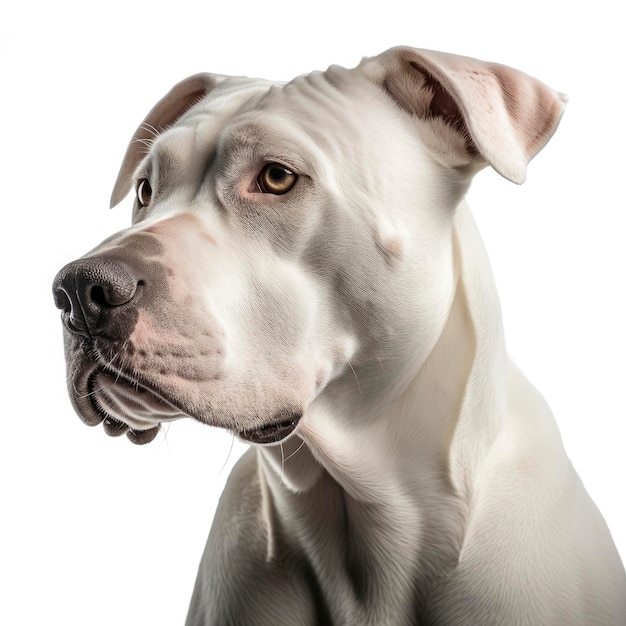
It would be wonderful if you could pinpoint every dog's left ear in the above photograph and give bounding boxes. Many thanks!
[360,47,567,184]
[110,73,226,208]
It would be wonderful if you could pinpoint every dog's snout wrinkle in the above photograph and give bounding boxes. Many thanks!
[52,257,141,338]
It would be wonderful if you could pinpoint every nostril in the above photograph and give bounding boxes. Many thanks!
[53,288,72,313]
[90,285,107,308]
[89,280,141,308]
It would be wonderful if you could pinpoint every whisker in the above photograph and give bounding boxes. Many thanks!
[78,386,99,400]
[372,336,387,372]
[134,137,154,148]
[280,442,286,486]
[283,439,306,463]
[157,423,171,450]
[140,122,160,138]
[347,359,361,394]
[217,433,235,476]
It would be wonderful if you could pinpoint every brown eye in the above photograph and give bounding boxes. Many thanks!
[257,163,298,195]
[136,178,152,207]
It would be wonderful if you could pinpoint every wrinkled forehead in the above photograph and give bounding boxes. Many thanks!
[130,78,274,178]
[145,65,384,166]
[179,76,277,125]
[181,64,366,122]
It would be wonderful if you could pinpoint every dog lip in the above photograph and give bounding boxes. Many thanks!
[238,414,302,445]
[86,366,182,439]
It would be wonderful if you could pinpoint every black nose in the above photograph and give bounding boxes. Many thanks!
[52,257,141,338]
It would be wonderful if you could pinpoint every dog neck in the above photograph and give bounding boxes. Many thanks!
[255,200,510,619]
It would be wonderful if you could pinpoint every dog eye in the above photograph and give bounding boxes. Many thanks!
[136,178,152,207]
[256,163,298,195]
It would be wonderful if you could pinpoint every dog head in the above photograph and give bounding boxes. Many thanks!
[52,47,565,444]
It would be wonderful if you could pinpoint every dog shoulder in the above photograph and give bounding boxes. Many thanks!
[422,429,626,624]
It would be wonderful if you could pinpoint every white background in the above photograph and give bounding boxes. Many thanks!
[2,1,624,624]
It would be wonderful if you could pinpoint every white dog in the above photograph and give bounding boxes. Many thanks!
[53,47,626,624]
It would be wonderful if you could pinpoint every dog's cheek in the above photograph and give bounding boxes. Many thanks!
[127,308,227,383]
[228,178,324,259]
[239,262,346,375]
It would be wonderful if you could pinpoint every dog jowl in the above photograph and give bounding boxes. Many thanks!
[52,47,626,625]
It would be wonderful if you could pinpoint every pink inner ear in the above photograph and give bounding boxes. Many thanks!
[410,61,460,122]
[408,61,478,154]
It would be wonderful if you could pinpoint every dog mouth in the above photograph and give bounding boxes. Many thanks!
[79,365,302,446]
[86,367,184,444]
[238,413,301,445]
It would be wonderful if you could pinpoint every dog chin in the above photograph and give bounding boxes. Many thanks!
[237,412,302,445]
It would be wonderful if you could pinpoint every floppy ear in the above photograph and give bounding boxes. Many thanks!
[360,47,567,184]
[110,73,226,208]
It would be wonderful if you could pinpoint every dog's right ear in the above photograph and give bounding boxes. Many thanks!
[110,73,225,208]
